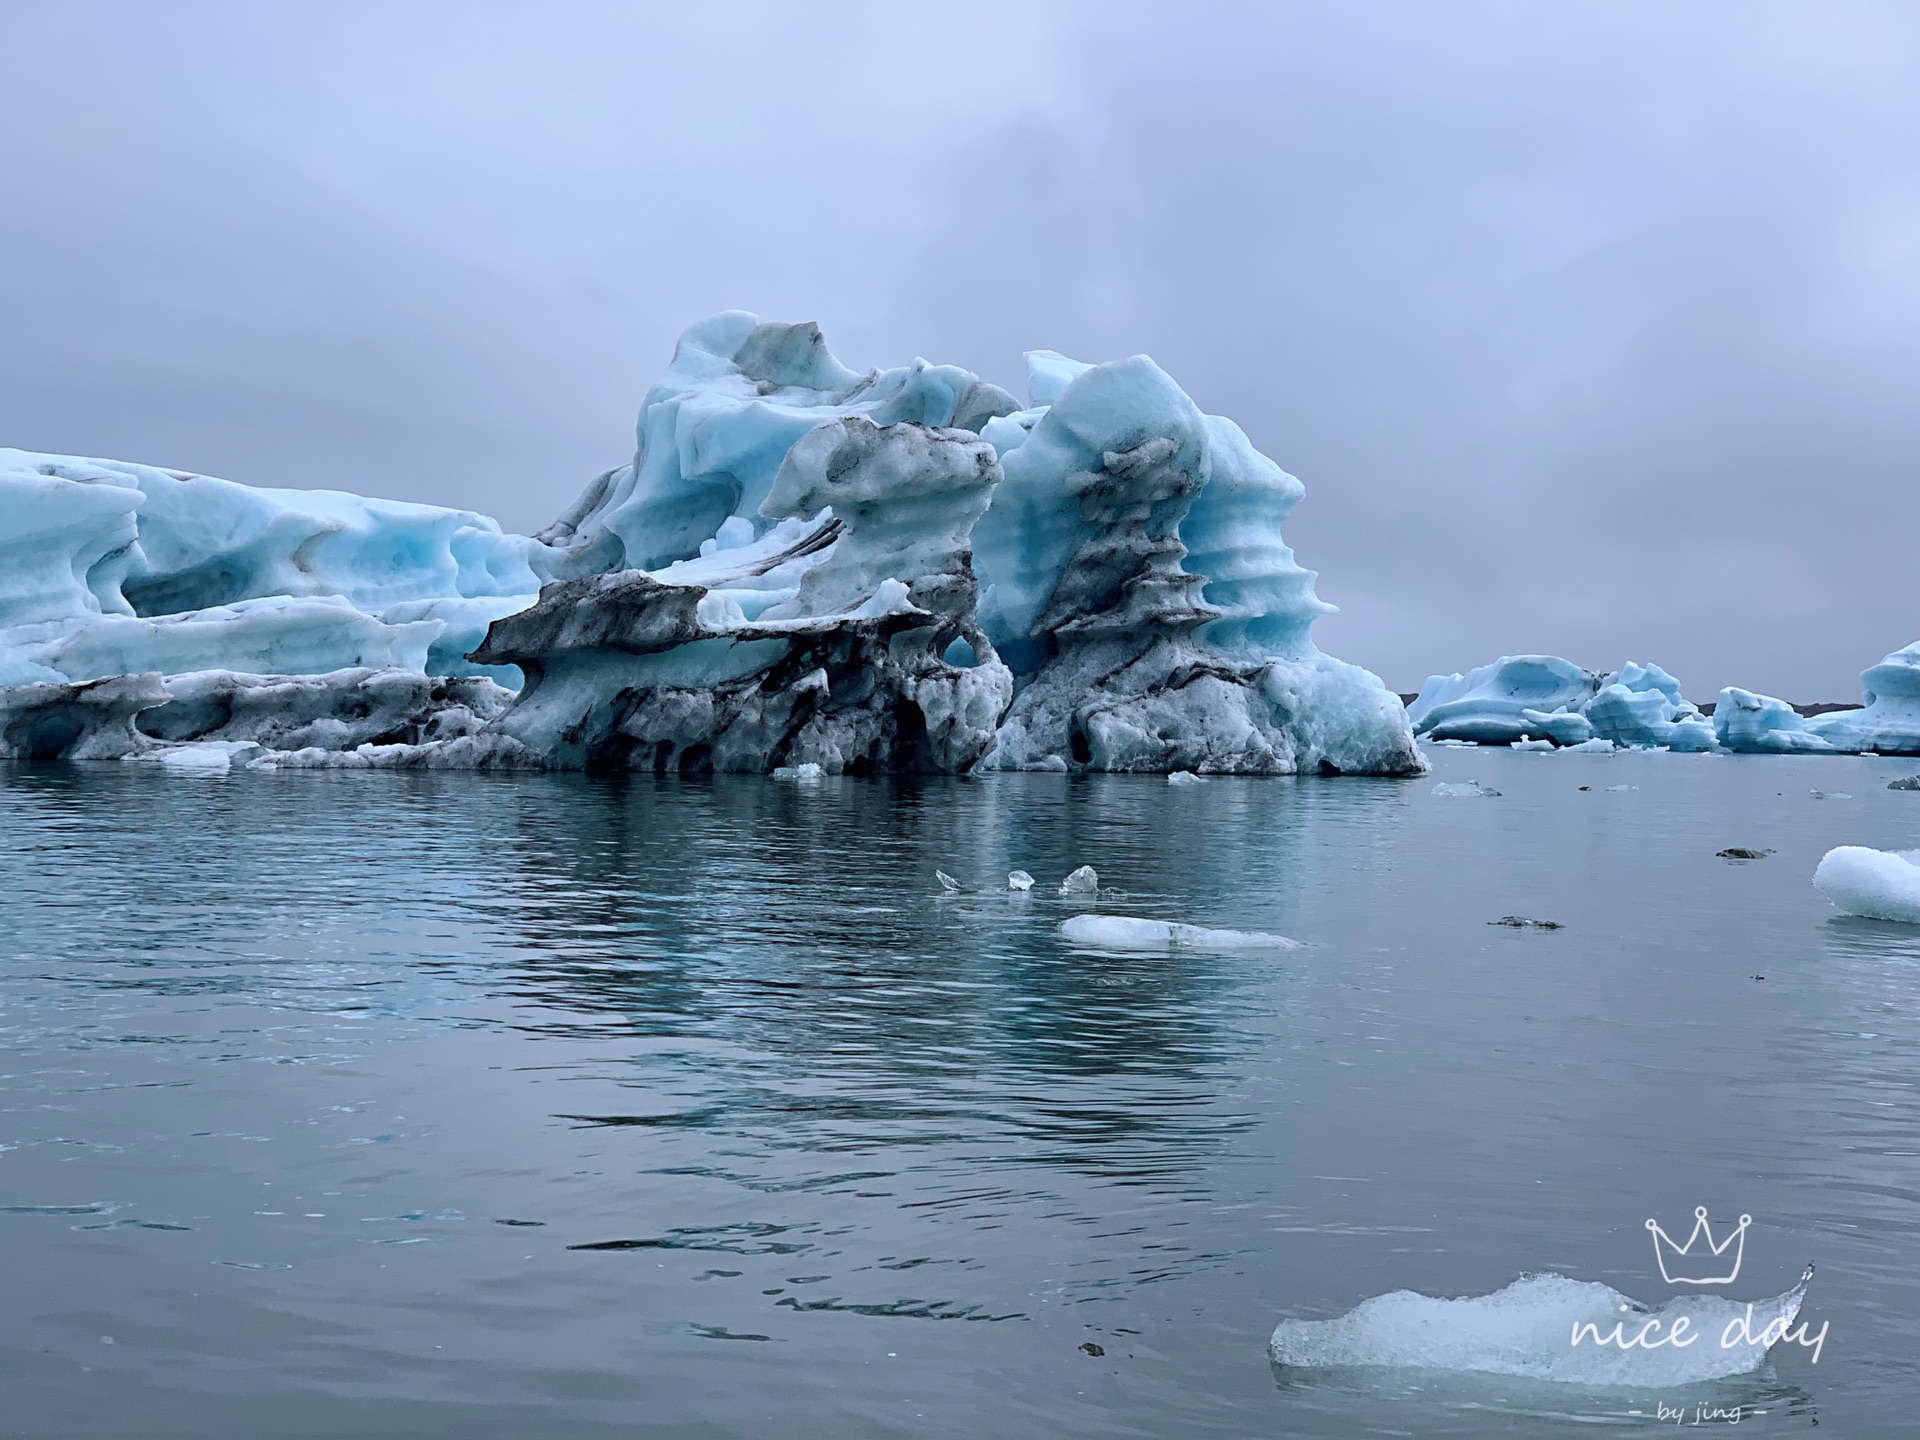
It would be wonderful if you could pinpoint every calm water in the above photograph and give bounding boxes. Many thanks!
[2,750,1917,1438]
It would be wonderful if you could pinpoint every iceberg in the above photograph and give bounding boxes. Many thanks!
[1813,846,1920,924]
[1269,1269,1814,1385]
[1408,656,1716,751]
[1804,642,1920,755]
[1582,662,1717,751]
[1,316,1423,776]
[1406,656,1598,746]
[1711,644,1920,756]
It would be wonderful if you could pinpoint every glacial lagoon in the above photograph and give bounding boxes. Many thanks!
[3,748,1917,1437]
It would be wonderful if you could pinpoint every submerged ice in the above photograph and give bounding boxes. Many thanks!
[1,316,1422,775]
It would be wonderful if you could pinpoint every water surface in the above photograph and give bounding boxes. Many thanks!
[2,750,1916,1437]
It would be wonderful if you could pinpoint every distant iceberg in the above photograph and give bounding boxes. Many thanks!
[1408,656,1715,751]
[1717,642,1920,756]
[0,315,1423,776]
[1408,649,1920,755]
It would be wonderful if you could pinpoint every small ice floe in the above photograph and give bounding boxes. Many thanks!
[772,762,824,781]
[1490,916,1563,930]
[1269,1268,1817,1384]
[1167,770,1205,785]
[1510,736,1556,752]
[1432,781,1500,797]
[1605,784,1636,792]
[1059,865,1099,894]
[129,741,262,775]
[935,870,962,892]
[1809,789,1851,801]
[1889,775,1920,791]
[1059,914,1298,952]
[1560,738,1615,753]
[1813,846,1920,924]
[1007,870,1034,891]
[1716,847,1774,861]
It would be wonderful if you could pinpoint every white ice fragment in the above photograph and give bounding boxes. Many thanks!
[1510,736,1556,752]
[1559,738,1616,753]
[1432,781,1499,797]
[1269,1270,1812,1384]
[1167,770,1205,785]
[1606,784,1637,791]
[1007,870,1034,891]
[772,762,824,781]
[1809,790,1851,800]
[1059,914,1298,952]
[935,870,961,891]
[136,739,263,774]
[1059,865,1099,893]
[1813,846,1920,924]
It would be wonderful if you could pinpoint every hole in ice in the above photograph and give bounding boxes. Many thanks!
[941,636,979,668]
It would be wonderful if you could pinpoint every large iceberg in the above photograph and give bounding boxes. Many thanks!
[1715,642,1920,756]
[0,315,1421,776]
[1407,656,1716,750]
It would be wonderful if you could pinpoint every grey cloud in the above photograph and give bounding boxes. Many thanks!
[2,1,1914,698]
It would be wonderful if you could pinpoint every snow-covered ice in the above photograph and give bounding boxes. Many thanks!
[1269,1269,1814,1384]
[1813,847,1920,924]
[1059,914,1298,952]
[1167,770,1205,785]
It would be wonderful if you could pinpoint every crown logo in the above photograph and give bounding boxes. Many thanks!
[1645,1206,1750,1285]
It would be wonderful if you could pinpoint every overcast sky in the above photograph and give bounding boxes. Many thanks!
[2,2,1914,697]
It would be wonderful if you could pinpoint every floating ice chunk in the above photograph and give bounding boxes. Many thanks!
[1558,738,1615,753]
[1007,870,1034,891]
[1606,784,1636,792]
[134,740,262,774]
[1059,914,1298,952]
[1890,775,1920,790]
[935,869,961,891]
[1059,865,1099,893]
[1167,770,1205,785]
[1813,846,1920,924]
[1268,1269,1813,1384]
[1510,737,1556,752]
[771,762,824,781]
[1432,781,1499,797]
[1809,790,1850,800]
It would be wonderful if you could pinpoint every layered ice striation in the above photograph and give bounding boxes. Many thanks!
[2,314,1421,775]
[1269,1269,1813,1385]
[471,415,1014,774]
[973,352,1420,774]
